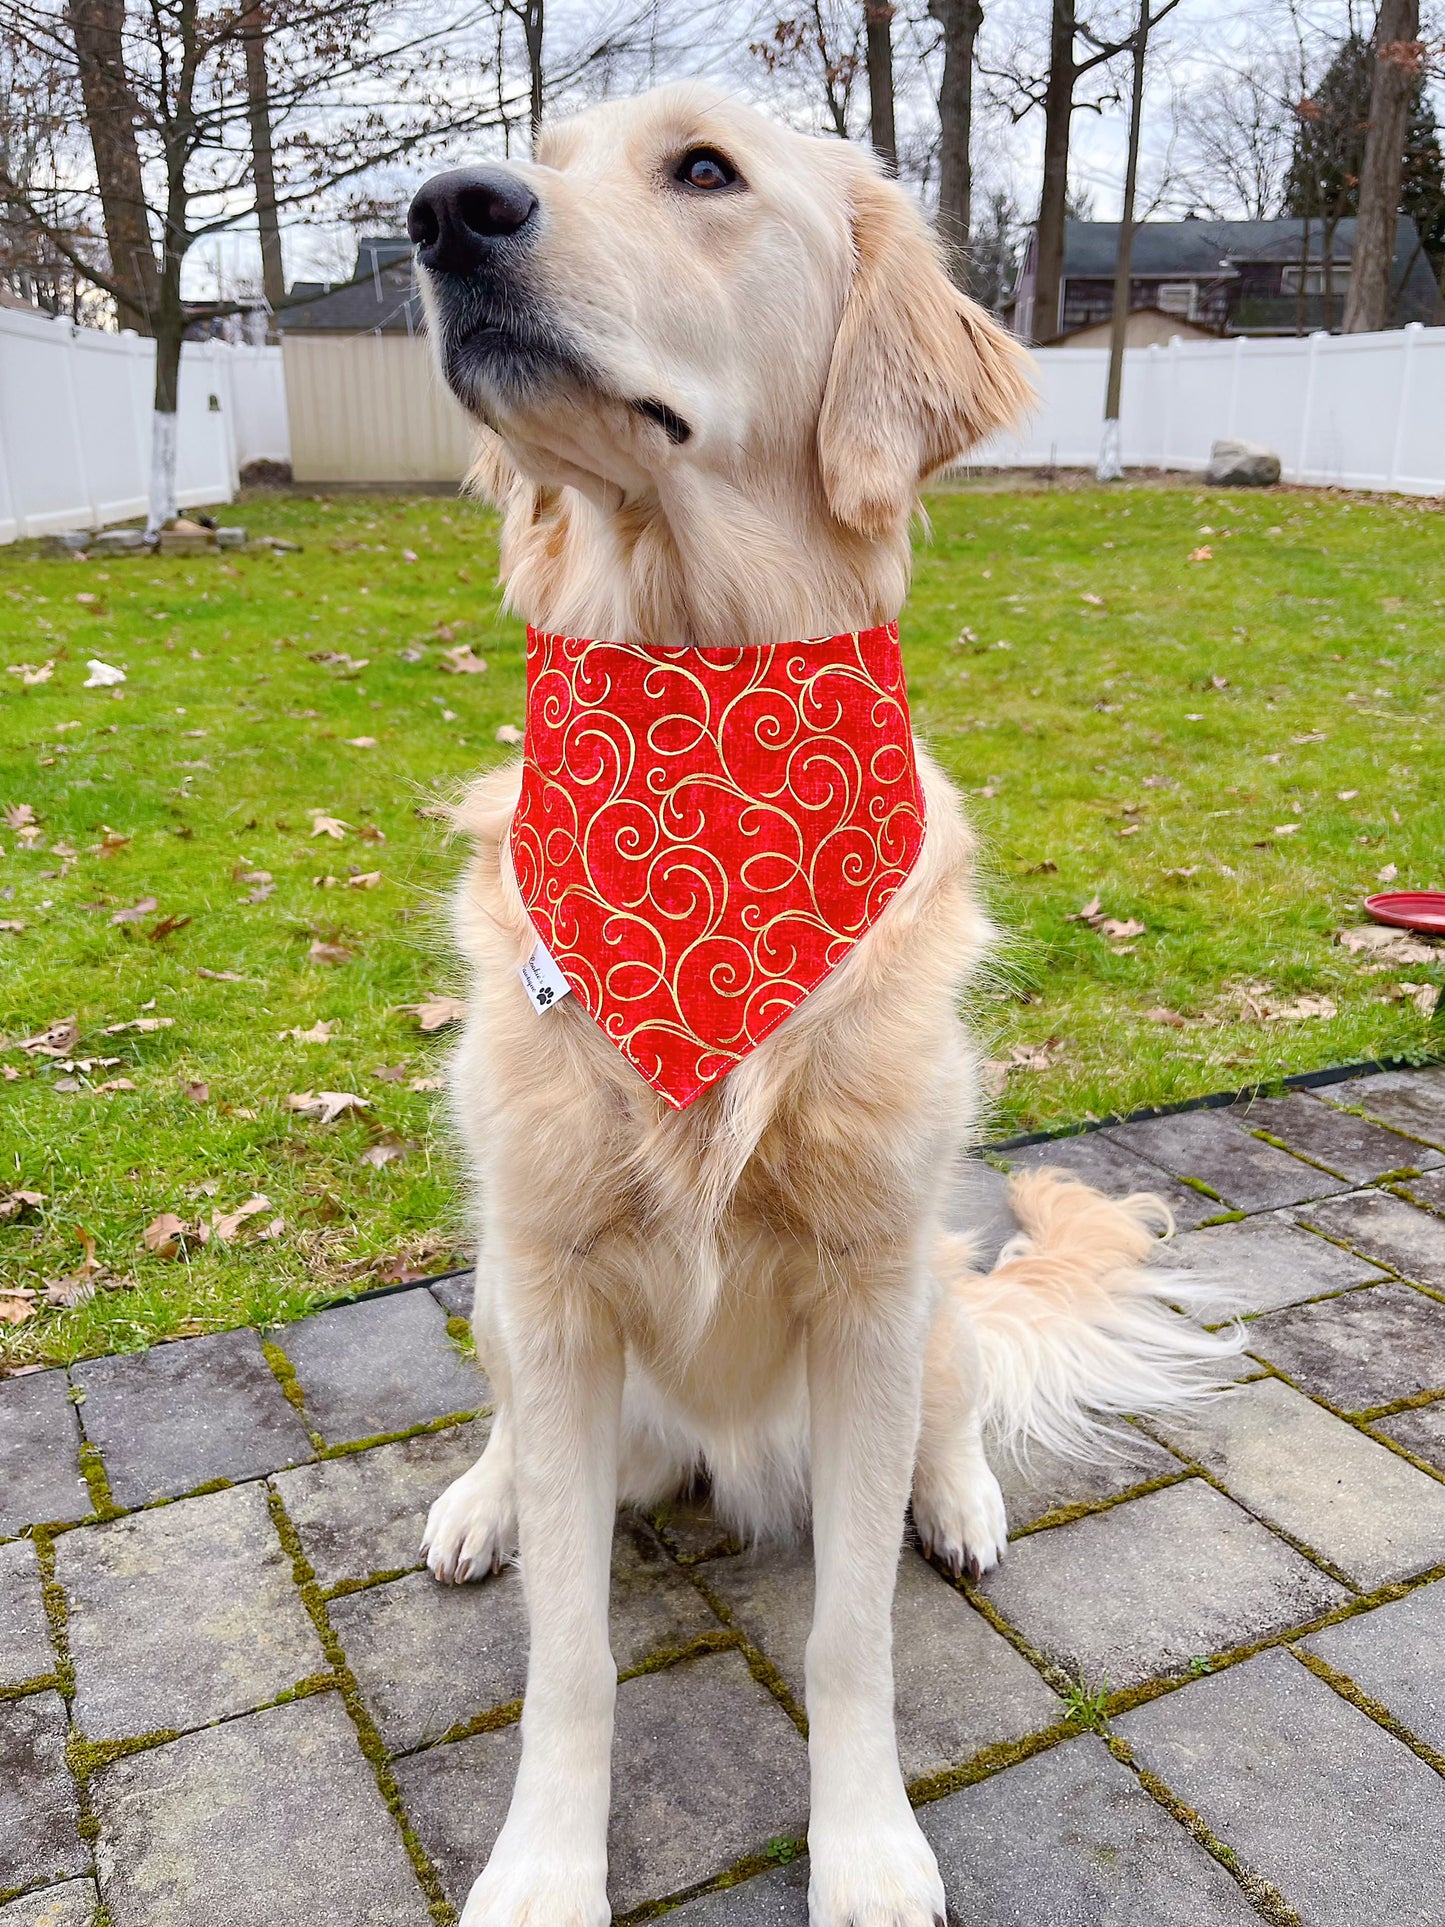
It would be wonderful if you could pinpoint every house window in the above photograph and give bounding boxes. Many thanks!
[1156,282,1198,320]
[1281,264,1350,294]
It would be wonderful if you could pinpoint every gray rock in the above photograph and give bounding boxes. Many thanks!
[1108,1108,1348,1213]
[269,1290,487,1444]
[45,531,91,554]
[0,1538,55,1688]
[71,1328,313,1507]
[1244,1280,1445,1412]
[1304,1577,1445,1754]
[1118,1646,1445,1925]
[1154,1211,1389,1317]
[923,1734,1263,1926]
[0,1879,98,1927]
[0,1693,88,1891]
[1238,1090,1441,1184]
[993,1433,1182,1531]
[58,1482,323,1740]
[1150,1376,1445,1587]
[90,529,147,553]
[0,1370,91,1538]
[91,1693,434,1926]
[332,1516,715,1753]
[1296,1189,1445,1288]
[706,1542,1062,1781]
[273,1417,490,1589]
[395,1649,810,1914]
[980,1477,1344,1689]
[215,526,246,548]
[1000,1131,1219,1231]
[1205,438,1281,487]
[1324,1067,1445,1149]
[1370,1399,1445,1471]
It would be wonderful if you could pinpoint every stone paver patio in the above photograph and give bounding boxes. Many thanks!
[4,1063,1445,1925]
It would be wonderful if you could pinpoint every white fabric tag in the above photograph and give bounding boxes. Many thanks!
[519,939,572,1014]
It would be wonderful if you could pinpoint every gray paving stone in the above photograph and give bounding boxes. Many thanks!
[1239,1090,1443,1184]
[1118,1646,1445,1927]
[0,1693,87,1891]
[661,1863,808,1927]
[91,1693,433,1927]
[1151,1377,1445,1588]
[1108,1108,1349,1213]
[0,1539,54,1688]
[994,1435,1182,1530]
[58,1482,323,1741]
[1371,1398,1445,1471]
[1327,1066,1445,1150]
[1001,1131,1219,1231]
[0,1371,91,1538]
[273,1418,490,1589]
[1245,1280,1445,1411]
[0,1879,97,1927]
[942,1157,1024,1268]
[1297,1188,1445,1288]
[332,1516,716,1753]
[1155,1211,1389,1316]
[395,1649,810,1914]
[981,1478,1344,1689]
[1158,1217,1387,1321]
[1303,1577,1445,1754]
[71,1329,313,1507]
[923,1734,1263,1927]
[428,1271,475,1320]
[706,1542,1062,1780]
[1401,1165,1445,1213]
[269,1291,486,1444]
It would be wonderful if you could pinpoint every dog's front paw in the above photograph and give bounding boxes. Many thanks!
[912,1446,1008,1585]
[458,1852,609,1927]
[422,1460,517,1584]
[809,1807,946,1927]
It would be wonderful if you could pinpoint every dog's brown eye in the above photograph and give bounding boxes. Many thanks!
[675,148,738,192]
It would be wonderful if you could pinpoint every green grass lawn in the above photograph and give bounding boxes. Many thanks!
[2,479,1442,1367]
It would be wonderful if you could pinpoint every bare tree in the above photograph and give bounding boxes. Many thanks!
[1172,58,1295,218]
[928,0,983,283]
[750,4,862,138]
[0,0,527,531]
[864,0,896,168]
[1344,0,1423,329]
[240,0,285,315]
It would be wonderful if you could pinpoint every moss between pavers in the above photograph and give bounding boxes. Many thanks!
[260,1340,326,1454]
[264,1484,456,1926]
[444,1315,476,1362]
[316,1406,488,1462]
[76,1443,121,1523]
[681,1570,808,1737]
[1106,1734,1304,1927]
[1001,1465,1195,1542]
[1294,1646,1445,1777]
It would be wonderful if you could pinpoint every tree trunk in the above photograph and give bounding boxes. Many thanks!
[865,2,897,172]
[1099,0,1149,479]
[67,0,160,334]
[1343,0,1420,332]
[241,1,286,317]
[146,314,184,534]
[1033,0,1076,341]
[929,0,983,287]
[522,0,544,147]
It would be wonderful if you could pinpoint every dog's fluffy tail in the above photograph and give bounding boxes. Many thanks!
[937,1168,1242,1462]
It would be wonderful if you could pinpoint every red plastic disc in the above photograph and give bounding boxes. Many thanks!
[1365,891,1445,936]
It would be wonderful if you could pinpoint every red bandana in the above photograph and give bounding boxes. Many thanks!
[510,622,926,1108]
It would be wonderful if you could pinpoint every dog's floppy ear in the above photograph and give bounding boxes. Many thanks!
[817,167,1034,536]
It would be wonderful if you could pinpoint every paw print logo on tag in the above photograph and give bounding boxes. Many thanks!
[536,986,554,1007]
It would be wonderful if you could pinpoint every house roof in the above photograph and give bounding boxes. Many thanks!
[1061,216,1422,276]
[280,234,421,335]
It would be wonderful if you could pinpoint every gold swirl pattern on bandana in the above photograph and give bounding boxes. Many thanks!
[510,621,927,1108]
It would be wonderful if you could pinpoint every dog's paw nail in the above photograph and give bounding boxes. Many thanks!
[962,1554,982,1585]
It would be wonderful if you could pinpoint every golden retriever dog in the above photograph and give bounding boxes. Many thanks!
[406,83,1237,1927]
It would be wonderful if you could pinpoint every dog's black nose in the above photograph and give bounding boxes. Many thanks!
[407,167,539,277]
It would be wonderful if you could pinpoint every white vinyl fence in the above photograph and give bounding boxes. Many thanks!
[971,323,1445,495]
[0,307,289,543]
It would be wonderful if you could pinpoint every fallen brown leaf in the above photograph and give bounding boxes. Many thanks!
[286,1090,369,1124]
[0,1188,45,1223]
[309,812,350,841]
[101,1016,174,1035]
[211,1193,272,1242]
[179,1079,210,1103]
[1145,1007,1189,1027]
[142,1211,205,1258]
[95,1077,136,1093]
[360,1136,413,1168]
[111,896,159,925]
[16,1017,80,1056]
[307,940,353,967]
[441,644,488,675]
[147,914,191,942]
[400,995,466,1031]
[0,1295,36,1325]
[1101,917,1146,941]
[281,1021,335,1044]
[2,802,36,829]
[1338,925,1440,967]
[345,736,379,749]
[197,968,246,981]
[348,871,382,890]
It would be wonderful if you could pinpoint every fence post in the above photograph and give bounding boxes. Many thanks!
[55,315,99,529]
[1386,322,1422,493]
[1296,330,1325,485]
[1226,334,1244,439]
